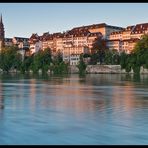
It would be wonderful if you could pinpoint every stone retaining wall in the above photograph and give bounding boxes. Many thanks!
[0,65,148,74]
[69,65,148,74]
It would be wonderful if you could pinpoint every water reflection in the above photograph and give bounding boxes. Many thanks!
[29,79,37,112]
[0,81,4,109]
[0,73,148,144]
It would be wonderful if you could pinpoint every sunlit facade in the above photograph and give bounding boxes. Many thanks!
[108,23,148,53]
[29,23,123,65]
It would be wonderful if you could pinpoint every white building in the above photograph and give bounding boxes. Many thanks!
[70,54,80,65]
[29,33,42,55]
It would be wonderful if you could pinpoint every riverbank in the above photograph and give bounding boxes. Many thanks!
[0,65,148,74]
[70,65,148,74]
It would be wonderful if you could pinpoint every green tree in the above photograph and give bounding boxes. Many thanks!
[83,53,90,58]
[89,53,98,65]
[50,50,68,75]
[119,35,148,74]
[104,50,113,65]
[50,61,68,75]
[120,51,128,69]
[0,46,21,72]
[133,34,148,55]
[53,50,63,64]
[30,51,42,73]
[111,49,120,65]
[20,56,33,73]
[104,49,120,65]
[41,48,52,73]
[128,34,148,73]
[30,48,52,73]
[77,54,87,74]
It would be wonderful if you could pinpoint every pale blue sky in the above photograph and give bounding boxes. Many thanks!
[0,3,148,38]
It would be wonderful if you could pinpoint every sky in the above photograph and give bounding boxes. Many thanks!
[0,3,148,38]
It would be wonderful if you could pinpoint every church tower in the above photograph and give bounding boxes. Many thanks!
[0,14,5,50]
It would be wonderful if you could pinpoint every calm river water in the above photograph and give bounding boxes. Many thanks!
[0,73,148,145]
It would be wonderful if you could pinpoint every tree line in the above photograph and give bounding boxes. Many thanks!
[0,46,69,75]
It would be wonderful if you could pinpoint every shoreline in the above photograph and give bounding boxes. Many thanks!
[0,65,148,74]
[70,65,148,74]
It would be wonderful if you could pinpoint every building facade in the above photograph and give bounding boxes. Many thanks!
[29,33,42,55]
[29,23,123,65]
[107,23,148,53]
[28,22,148,64]
[5,38,13,46]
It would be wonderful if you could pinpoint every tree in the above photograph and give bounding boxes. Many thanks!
[50,61,68,75]
[53,50,63,64]
[91,36,108,53]
[133,34,148,54]
[104,50,113,65]
[89,53,98,65]
[50,50,68,75]
[0,46,21,72]
[30,51,42,73]
[128,34,148,73]
[83,53,90,58]
[77,54,87,74]
[41,48,52,73]
[20,56,33,73]
[120,51,128,69]
[30,48,52,73]
[119,35,148,74]
[111,49,120,65]
[91,36,108,64]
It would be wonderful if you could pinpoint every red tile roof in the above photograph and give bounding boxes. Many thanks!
[131,23,148,34]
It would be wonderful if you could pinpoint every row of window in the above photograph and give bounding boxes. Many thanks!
[70,61,79,65]
[64,51,82,54]
[70,58,79,60]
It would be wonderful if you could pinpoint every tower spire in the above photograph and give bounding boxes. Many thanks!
[0,13,5,50]
[0,14,2,23]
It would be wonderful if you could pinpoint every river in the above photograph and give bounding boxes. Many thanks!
[0,73,148,144]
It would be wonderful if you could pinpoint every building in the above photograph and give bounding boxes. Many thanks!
[41,32,50,50]
[0,14,5,50]
[70,54,80,65]
[11,37,30,60]
[5,38,13,46]
[28,22,148,64]
[62,23,123,64]
[72,23,123,39]
[34,23,123,65]
[29,23,123,65]
[108,23,148,53]
[12,37,29,48]
[29,33,42,55]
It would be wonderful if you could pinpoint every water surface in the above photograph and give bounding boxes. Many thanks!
[0,73,148,145]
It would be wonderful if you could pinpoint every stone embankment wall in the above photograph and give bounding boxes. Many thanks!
[69,65,148,74]
[0,65,148,74]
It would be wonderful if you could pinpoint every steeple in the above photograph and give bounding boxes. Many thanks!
[0,13,5,50]
[0,14,2,23]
